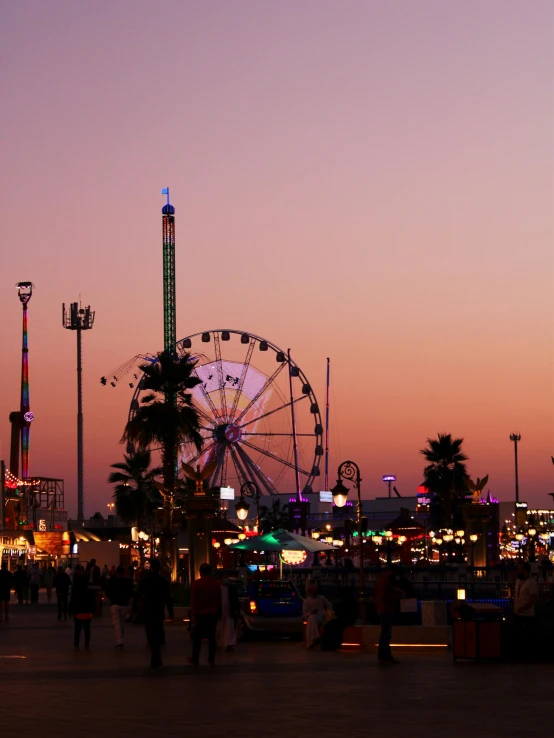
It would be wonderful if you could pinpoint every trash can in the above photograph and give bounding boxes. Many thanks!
[452,602,503,662]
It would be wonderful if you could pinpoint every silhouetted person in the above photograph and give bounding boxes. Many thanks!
[107,565,133,647]
[13,565,26,605]
[375,564,405,665]
[53,566,71,620]
[514,561,538,661]
[29,563,41,605]
[85,558,102,616]
[70,565,95,649]
[188,563,221,667]
[0,562,14,620]
[44,564,55,603]
[135,559,173,668]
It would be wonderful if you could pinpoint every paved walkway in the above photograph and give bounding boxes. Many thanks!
[0,605,552,737]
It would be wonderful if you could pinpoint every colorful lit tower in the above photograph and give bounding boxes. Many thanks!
[63,302,95,522]
[161,187,176,352]
[16,282,34,480]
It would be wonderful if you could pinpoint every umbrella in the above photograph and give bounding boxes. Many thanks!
[229,529,337,552]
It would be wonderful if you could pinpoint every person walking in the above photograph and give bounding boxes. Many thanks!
[0,562,14,621]
[188,563,221,667]
[216,577,240,651]
[21,565,30,604]
[513,561,538,661]
[135,559,173,668]
[85,558,102,616]
[375,564,405,665]
[53,566,71,620]
[107,566,133,648]
[29,563,41,605]
[44,564,55,604]
[69,565,95,649]
[302,581,332,649]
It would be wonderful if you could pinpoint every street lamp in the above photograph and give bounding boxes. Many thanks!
[382,475,396,498]
[238,481,260,531]
[515,531,525,559]
[332,460,364,594]
[510,433,521,508]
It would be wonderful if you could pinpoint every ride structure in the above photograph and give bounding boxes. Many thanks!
[63,302,95,522]
[161,187,176,353]
[16,282,34,481]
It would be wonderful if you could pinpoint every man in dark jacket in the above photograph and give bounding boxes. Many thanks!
[135,559,173,668]
[53,566,71,620]
[375,564,405,665]
[0,562,14,621]
[188,563,221,667]
[107,566,134,647]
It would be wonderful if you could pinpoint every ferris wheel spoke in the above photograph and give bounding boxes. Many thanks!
[213,333,229,423]
[229,445,249,488]
[242,432,314,437]
[196,406,216,427]
[228,337,256,424]
[239,395,308,430]
[234,362,287,425]
[241,439,311,477]
[184,439,217,467]
[206,445,226,489]
[192,368,222,424]
[235,444,279,496]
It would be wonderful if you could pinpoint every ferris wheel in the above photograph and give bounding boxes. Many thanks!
[126,329,323,497]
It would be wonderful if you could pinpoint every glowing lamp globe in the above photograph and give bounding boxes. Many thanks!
[235,497,250,521]
[331,479,349,508]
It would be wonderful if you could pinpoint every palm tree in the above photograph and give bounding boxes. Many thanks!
[421,433,469,529]
[108,451,161,566]
[121,351,204,538]
[258,498,289,534]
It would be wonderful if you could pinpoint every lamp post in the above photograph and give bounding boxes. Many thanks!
[332,460,364,594]
[510,433,521,510]
[382,475,396,499]
[528,527,537,562]
[515,531,525,559]
[235,481,260,531]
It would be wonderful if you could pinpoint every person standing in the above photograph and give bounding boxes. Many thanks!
[216,578,240,651]
[188,563,221,667]
[514,561,538,661]
[13,565,26,605]
[302,581,331,649]
[375,564,405,665]
[44,564,55,604]
[69,565,95,649]
[135,559,173,668]
[29,563,41,605]
[53,566,71,620]
[0,562,14,621]
[85,558,102,616]
[107,566,133,648]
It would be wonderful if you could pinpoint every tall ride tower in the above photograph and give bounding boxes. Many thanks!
[63,302,95,522]
[16,282,34,480]
[162,187,176,352]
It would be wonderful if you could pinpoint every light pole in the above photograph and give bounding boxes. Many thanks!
[235,481,260,531]
[382,475,396,498]
[332,460,364,594]
[510,433,521,509]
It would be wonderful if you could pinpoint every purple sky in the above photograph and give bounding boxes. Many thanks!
[1,1,552,516]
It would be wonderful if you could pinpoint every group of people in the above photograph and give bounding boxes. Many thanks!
[0,561,58,613]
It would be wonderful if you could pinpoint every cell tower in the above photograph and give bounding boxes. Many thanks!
[161,187,176,352]
[63,302,95,522]
[16,282,34,480]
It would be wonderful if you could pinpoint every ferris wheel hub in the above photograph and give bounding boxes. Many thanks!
[213,423,242,445]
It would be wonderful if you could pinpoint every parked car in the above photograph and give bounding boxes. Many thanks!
[237,579,303,639]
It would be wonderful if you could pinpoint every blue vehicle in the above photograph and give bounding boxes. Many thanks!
[237,579,304,639]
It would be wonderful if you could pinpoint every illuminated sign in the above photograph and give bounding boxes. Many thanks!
[280,550,307,566]
[382,475,396,482]
[23,411,35,423]
[38,519,46,531]
[220,487,235,500]
[319,491,333,503]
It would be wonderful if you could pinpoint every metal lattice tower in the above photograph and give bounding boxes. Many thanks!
[63,302,95,522]
[161,188,176,352]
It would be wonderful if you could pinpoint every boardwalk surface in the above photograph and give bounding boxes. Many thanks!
[0,604,552,737]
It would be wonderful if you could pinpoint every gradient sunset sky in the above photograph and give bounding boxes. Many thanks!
[1,1,552,516]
